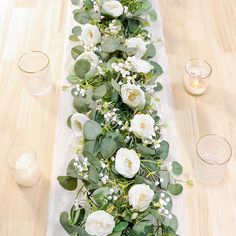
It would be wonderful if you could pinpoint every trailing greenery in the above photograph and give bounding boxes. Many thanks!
[58,0,191,235]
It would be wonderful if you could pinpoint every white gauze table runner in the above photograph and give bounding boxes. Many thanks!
[47,1,189,235]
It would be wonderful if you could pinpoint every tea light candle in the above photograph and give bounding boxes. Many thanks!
[8,146,41,188]
[14,153,41,187]
[184,59,212,96]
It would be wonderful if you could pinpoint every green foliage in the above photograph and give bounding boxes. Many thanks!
[74,59,90,79]
[156,141,170,160]
[57,176,77,191]
[72,26,82,36]
[171,161,183,176]
[71,45,84,60]
[168,183,183,196]
[83,120,102,140]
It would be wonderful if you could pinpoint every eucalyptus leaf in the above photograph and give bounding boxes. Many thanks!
[102,37,122,53]
[74,59,91,79]
[114,221,129,232]
[92,187,109,206]
[168,183,183,196]
[71,45,84,60]
[111,79,121,92]
[83,120,102,140]
[66,74,79,84]
[172,161,183,176]
[100,138,117,159]
[72,26,82,36]
[156,140,169,160]
[160,170,170,189]
[154,82,163,92]
[93,85,107,100]
[57,176,77,191]
[150,61,163,77]
[148,10,157,21]
[74,10,91,24]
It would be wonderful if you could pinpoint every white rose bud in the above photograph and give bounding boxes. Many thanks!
[126,37,147,58]
[131,114,155,139]
[115,148,140,178]
[102,0,124,17]
[81,24,101,45]
[131,59,154,74]
[121,83,145,110]
[85,210,115,236]
[76,51,99,70]
[71,113,90,136]
[128,183,154,212]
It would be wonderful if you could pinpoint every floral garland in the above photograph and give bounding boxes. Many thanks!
[58,0,190,235]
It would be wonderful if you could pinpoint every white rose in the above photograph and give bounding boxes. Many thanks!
[115,148,140,178]
[81,24,101,45]
[77,51,99,69]
[71,113,90,136]
[102,1,124,17]
[85,210,115,236]
[128,183,154,212]
[131,114,155,139]
[121,83,145,110]
[126,37,147,58]
[131,59,154,74]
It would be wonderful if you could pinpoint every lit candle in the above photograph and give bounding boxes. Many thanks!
[184,59,212,96]
[8,146,41,188]
[14,153,41,187]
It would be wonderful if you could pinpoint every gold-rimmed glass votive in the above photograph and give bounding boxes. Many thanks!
[8,145,41,187]
[184,59,212,95]
[18,51,52,96]
[194,134,232,185]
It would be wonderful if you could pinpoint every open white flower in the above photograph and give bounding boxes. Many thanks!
[81,24,101,45]
[131,114,155,139]
[115,148,140,178]
[85,210,115,236]
[71,113,90,136]
[128,183,154,212]
[121,83,145,110]
[102,0,124,17]
[126,38,147,58]
[77,51,99,69]
[131,58,154,74]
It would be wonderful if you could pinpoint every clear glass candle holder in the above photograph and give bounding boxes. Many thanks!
[194,134,232,185]
[184,59,212,95]
[18,51,52,96]
[8,145,41,187]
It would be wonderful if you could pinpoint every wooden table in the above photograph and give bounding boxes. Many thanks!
[0,0,235,235]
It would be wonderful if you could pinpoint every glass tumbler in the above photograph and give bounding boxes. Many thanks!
[184,59,212,95]
[8,145,41,187]
[194,134,232,185]
[18,51,52,96]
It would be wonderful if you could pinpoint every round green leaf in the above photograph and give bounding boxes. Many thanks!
[72,26,82,36]
[100,138,117,159]
[66,75,79,84]
[172,161,183,176]
[93,85,107,100]
[168,183,183,196]
[74,59,90,79]
[83,120,102,140]
[57,176,77,191]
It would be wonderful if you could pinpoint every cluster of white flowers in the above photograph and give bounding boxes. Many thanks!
[156,193,172,220]
[104,20,122,36]
[74,84,86,97]
[74,156,89,174]
[112,56,154,79]
[107,187,120,202]
[123,6,133,18]
[99,160,109,184]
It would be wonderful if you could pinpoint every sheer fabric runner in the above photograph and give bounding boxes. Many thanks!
[47,1,189,235]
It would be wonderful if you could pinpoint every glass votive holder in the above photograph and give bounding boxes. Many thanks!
[18,51,52,96]
[184,59,212,95]
[8,145,41,187]
[194,134,232,185]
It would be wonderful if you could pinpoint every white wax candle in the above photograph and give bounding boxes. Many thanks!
[14,153,41,187]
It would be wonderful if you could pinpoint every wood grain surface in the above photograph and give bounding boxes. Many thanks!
[0,0,235,235]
